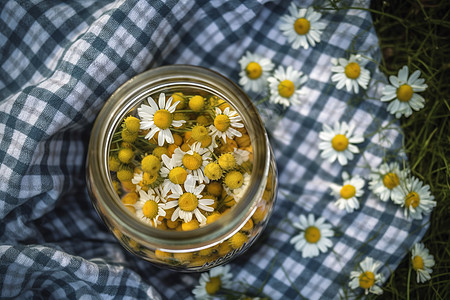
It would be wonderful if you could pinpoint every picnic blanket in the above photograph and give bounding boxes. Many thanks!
[0,0,430,299]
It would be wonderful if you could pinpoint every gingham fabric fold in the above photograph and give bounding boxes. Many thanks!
[0,0,430,299]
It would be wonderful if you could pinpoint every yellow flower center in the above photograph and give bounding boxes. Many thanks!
[142,172,158,186]
[344,62,361,79]
[405,191,420,208]
[142,200,158,219]
[153,109,173,129]
[189,95,205,112]
[205,276,222,295]
[245,62,263,79]
[182,153,203,170]
[359,271,375,289]
[191,125,208,141]
[304,226,321,243]
[331,134,349,151]
[214,114,231,132]
[397,84,414,102]
[294,17,311,35]
[124,116,140,133]
[204,162,223,181]
[168,167,187,184]
[229,232,248,249]
[412,255,424,271]
[278,79,295,98]
[340,184,356,199]
[218,153,236,170]
[178,192,198,212]
[382,172,400,190]
[224,171,244,189]
[141,154,161,174]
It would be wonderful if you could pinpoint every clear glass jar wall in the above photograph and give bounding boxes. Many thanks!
[87,65,277,272]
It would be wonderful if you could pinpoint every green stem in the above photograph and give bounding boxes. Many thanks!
[407,266,412,300]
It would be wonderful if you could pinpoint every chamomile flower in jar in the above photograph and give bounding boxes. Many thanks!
[87,65,278,272]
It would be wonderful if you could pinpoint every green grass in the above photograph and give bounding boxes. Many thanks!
[369,0,450,299]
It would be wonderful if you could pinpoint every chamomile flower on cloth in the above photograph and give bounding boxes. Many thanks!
[137,93,186,146]
[411,242,435,283]
[349,257,385,295]
[134,189,166,227]
[238,51,274,93]
[289,213,334,258]
[369,162,409,202]
[164,175,215,225]
[331,54,371,94]
[278,4,325,50]
[267,65,307,107]
[209,107,244,143]
[380,65,428,118]
[391,176,436,220]
[172,142,212,184]
[192,265,233,300]
[159,154,186,195]
[329,172,365,213]
[318,121,364,166]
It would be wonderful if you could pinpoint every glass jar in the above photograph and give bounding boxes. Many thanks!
[86,65,277,272]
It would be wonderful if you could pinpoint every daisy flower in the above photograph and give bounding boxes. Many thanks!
[131,170,159,192]
[137,93,186,146]
[331,54,371,94]
[172,142,212,184]
[329,172,365,213]
[209,107,244,143]
[381,65,428,118]
[192,265,233,300]
[224,172,251,202]
[238,51,274,93]
[159,154,187,195]
[369,161,409,202]
[318,121,364,166]
[134,189,166,227]
[349,257,385,295]
[391,176,436,220]
[411,242,435,283]
[164,175,215,225]
[278,4,326,50]
[267,65,307,107]
[290,213,334,258]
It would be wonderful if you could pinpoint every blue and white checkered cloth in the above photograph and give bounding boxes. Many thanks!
[0,0,430,299]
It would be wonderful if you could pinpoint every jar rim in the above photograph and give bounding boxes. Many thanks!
[87,65,270,251]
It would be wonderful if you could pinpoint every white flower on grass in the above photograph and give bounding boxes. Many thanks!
[209,107,244,143]
[391,176,436,220]
[381,65,428,118]
[137,93,186,146]
[164,175,215,225]
[329,172,365,213]
[279,4,326,50]
[238,51,274,93]
[318,121,364,166]
[159,154,187,195]
[411,242,435,283]
[331,54,371,94]
[349,257,385,295]
[267,65,307,107]
[369,161,409,202]
[192,265,233,300]
[290,213,334,258]
[172,142,212,184]
[134,189,166,227]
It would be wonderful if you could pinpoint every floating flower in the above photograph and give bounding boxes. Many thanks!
[137,93,186,146]
[267,65,307,107]
[380,65,428,118]
[172,142,212,184]
[318,121,364,166]
[238,51,274,93]
[411,242,435,283]
[209,107,244,143]
[349,257,384,295]
[279,4,325,50]
[331,54,371,94]
[329,172,365,213]
[369,161,409,202]
[134,189,166,227]
[391,176,436,220]
[290,213,334,258]
[164,175,215,225]
[192,265,233,300]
